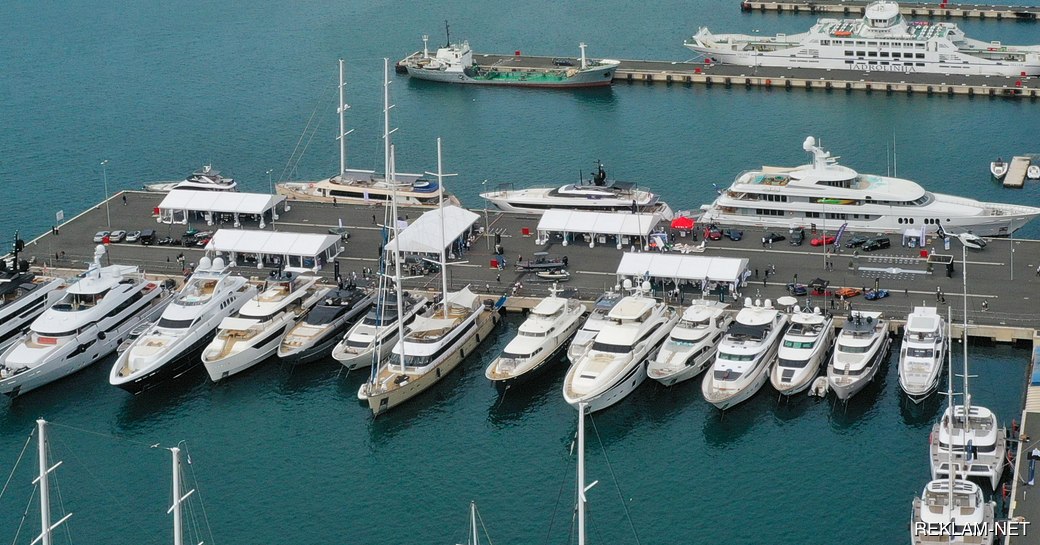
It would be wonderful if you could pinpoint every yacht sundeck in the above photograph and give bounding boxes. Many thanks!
[700,136,1040,237]
[646,300,731,387]
[898,306,946,403]
[567,290,623,365]
[770,305,834,396]
[686,0,1040,77]
[278,286,374,365]
[486,284,586,391]
[144,165,238,192]
[563,280,677,413]
[109,255,257,394]
[0,246,171,397]
[702,298,788,410]
[202,273,325,381]
[910,478,995,545]
[827,311,891,401]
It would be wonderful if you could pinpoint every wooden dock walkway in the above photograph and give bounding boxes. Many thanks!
[447,53,1039,99]
[1005,156,1032,188]
[739,0,1040,20]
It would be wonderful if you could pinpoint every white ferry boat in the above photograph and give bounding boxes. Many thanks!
[685,0,1040,77]
[401,36,618,88]
[700,136,1040,237]
[481,162,672,217]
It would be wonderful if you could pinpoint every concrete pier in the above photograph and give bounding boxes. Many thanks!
[739,0,1040,20]
[1005,156,1031,188]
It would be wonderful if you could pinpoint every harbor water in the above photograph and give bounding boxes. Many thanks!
[1,1,1038,543]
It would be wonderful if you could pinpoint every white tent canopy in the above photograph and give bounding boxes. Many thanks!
[385,205,479,255]
[536,210,662,248]
[157,190,287,227]
[616,253,749,284]
[206,229,341,272]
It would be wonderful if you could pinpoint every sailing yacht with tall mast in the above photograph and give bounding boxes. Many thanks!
[276,59,456,207]
[929,247,1006,490]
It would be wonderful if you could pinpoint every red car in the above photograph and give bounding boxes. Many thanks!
[810,235,836,246]
[706,227,723,240]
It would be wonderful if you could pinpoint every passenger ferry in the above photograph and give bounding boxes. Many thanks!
[700,136,1040,237]
[685,0,1040,77]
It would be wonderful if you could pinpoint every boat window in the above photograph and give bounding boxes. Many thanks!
[718,351,755,361]
[519,330,548,338]
[158,317,194,329]
[591,341,631,353]
[838,339,876,354]
[778,357,810,369]
[678,318,710,329]
[906,347,934,358]
[54,289,109,311]
[783,340,816,349]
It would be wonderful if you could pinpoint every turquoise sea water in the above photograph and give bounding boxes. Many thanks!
[1,2,1038,544]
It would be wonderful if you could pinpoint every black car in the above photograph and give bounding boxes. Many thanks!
[156,235,175,245]
[763,232,786,244]
[845,235,869,248]
[724,229,743,241]
[139,229,157,245]
[551,57,575,66]
[789,229,805,246]
[862,237,891,252]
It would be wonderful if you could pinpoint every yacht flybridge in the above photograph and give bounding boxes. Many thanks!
[685,0,1040,77]
[481,162,673,218]
[701,136,1040,237]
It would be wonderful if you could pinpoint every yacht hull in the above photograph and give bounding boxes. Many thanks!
[203,323,291,381]
[486,337,570,393]
[278,325,348,366]
[828,336,891,401]
[770,344,832,396]
[366,311,498,415]
[336,334,397,371]
[565,359,649,413]
[702,359,772,410]
[112,331,214,394]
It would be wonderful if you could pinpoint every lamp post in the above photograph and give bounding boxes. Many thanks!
[267,169,274,195]
[101,160,110,228]
[481,179,490,251]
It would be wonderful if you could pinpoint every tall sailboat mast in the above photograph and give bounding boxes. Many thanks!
[169,445,196,545]
[383,58,407,374]
[961,243,972,415]
[34,419,71,545]
[437,139,449,315]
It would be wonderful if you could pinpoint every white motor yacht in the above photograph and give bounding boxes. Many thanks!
[898,306,946,403]
[363,286,498,415]
[702,298,788,410]
[481,162,672,218]
[562,280,677,413]
[686,1,1040,77]
[278,286,373,365]
[144,165,238,192]
[646,300,731,387]
[567,289,623,365]
[699,137,1040,237]
[990,158,1008,181]
[202,272,325,381]
[770,305,835,396]
[827,311,891,401]
[0,246,171,397]
[485,284,586,391]
[0,262,65,353]
[333,290,427,371]
[110,255,257,394]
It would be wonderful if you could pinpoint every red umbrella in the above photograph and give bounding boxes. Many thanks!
[670,216,695,230]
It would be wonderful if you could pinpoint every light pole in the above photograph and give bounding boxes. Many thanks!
[101,160,110,228]
[481,179,490,251]
[267,169,274,195]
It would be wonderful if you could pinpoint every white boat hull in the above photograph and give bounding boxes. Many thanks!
[702,355,773,410]
[828,336,891,401]
[203,322,291,381]
[564,359,649,413]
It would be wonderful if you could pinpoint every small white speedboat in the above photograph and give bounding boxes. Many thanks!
[1028,164,1040,180]
[990,158,1008,181]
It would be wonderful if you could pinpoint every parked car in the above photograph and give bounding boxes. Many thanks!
[845,234,869,248]
[125,230,142,243]
[789,229,805,246]
[109,230,127,242]
[139,229,157,245]
[810,235,836,247]
[92,230,110,243]
[862,237,891,252]
[157,235,175,246]
[865,289,890,300]
[706,227,723,241]
[724,229,743,241]
[835,287,862,298]
[552,57,575,66]
[763,232,786,244]
[786,283,808,296]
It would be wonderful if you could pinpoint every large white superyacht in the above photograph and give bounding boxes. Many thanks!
[202,272,325,381]
[686,0,1040,77]
[827,311,891,401]
[699,136,1040,237]
[646,300,731,387]
[562,280,677,413]
[770,305,834,396]
[0,259,65,353]
[702,298,787,410]
[481,162,673,218]
[0,246,171,397]
[110,255,256,394]
[485,284,586,391]
[898,306,946,403]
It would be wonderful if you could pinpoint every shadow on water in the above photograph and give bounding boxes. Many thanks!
[640,377,701,427]
[486,361,567,428]
[771,389,817,423]
[115,367,209,428]
[899,388,944,428]
[828,346,894,429]
[278,358,343,395]
[700,396,769,448]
